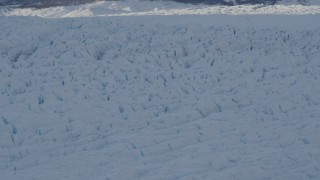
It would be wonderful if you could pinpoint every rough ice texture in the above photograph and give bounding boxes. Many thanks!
[0,15,320,179]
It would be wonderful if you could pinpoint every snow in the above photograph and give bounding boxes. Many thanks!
[1,1,320,180]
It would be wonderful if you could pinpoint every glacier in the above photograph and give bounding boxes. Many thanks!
[0,2,320,180]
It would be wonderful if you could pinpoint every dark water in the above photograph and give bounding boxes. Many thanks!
[0,0,280,8]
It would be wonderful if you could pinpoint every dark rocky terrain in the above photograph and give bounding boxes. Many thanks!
[171,0,278,5]
[0,0,310,8]
[0,0,101,8]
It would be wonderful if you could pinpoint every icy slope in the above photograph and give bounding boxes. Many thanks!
[0,15,320,179]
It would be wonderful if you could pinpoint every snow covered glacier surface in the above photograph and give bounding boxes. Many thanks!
[0,15,320,179]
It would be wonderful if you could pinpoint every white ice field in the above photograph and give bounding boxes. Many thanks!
[0,1,320,180]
